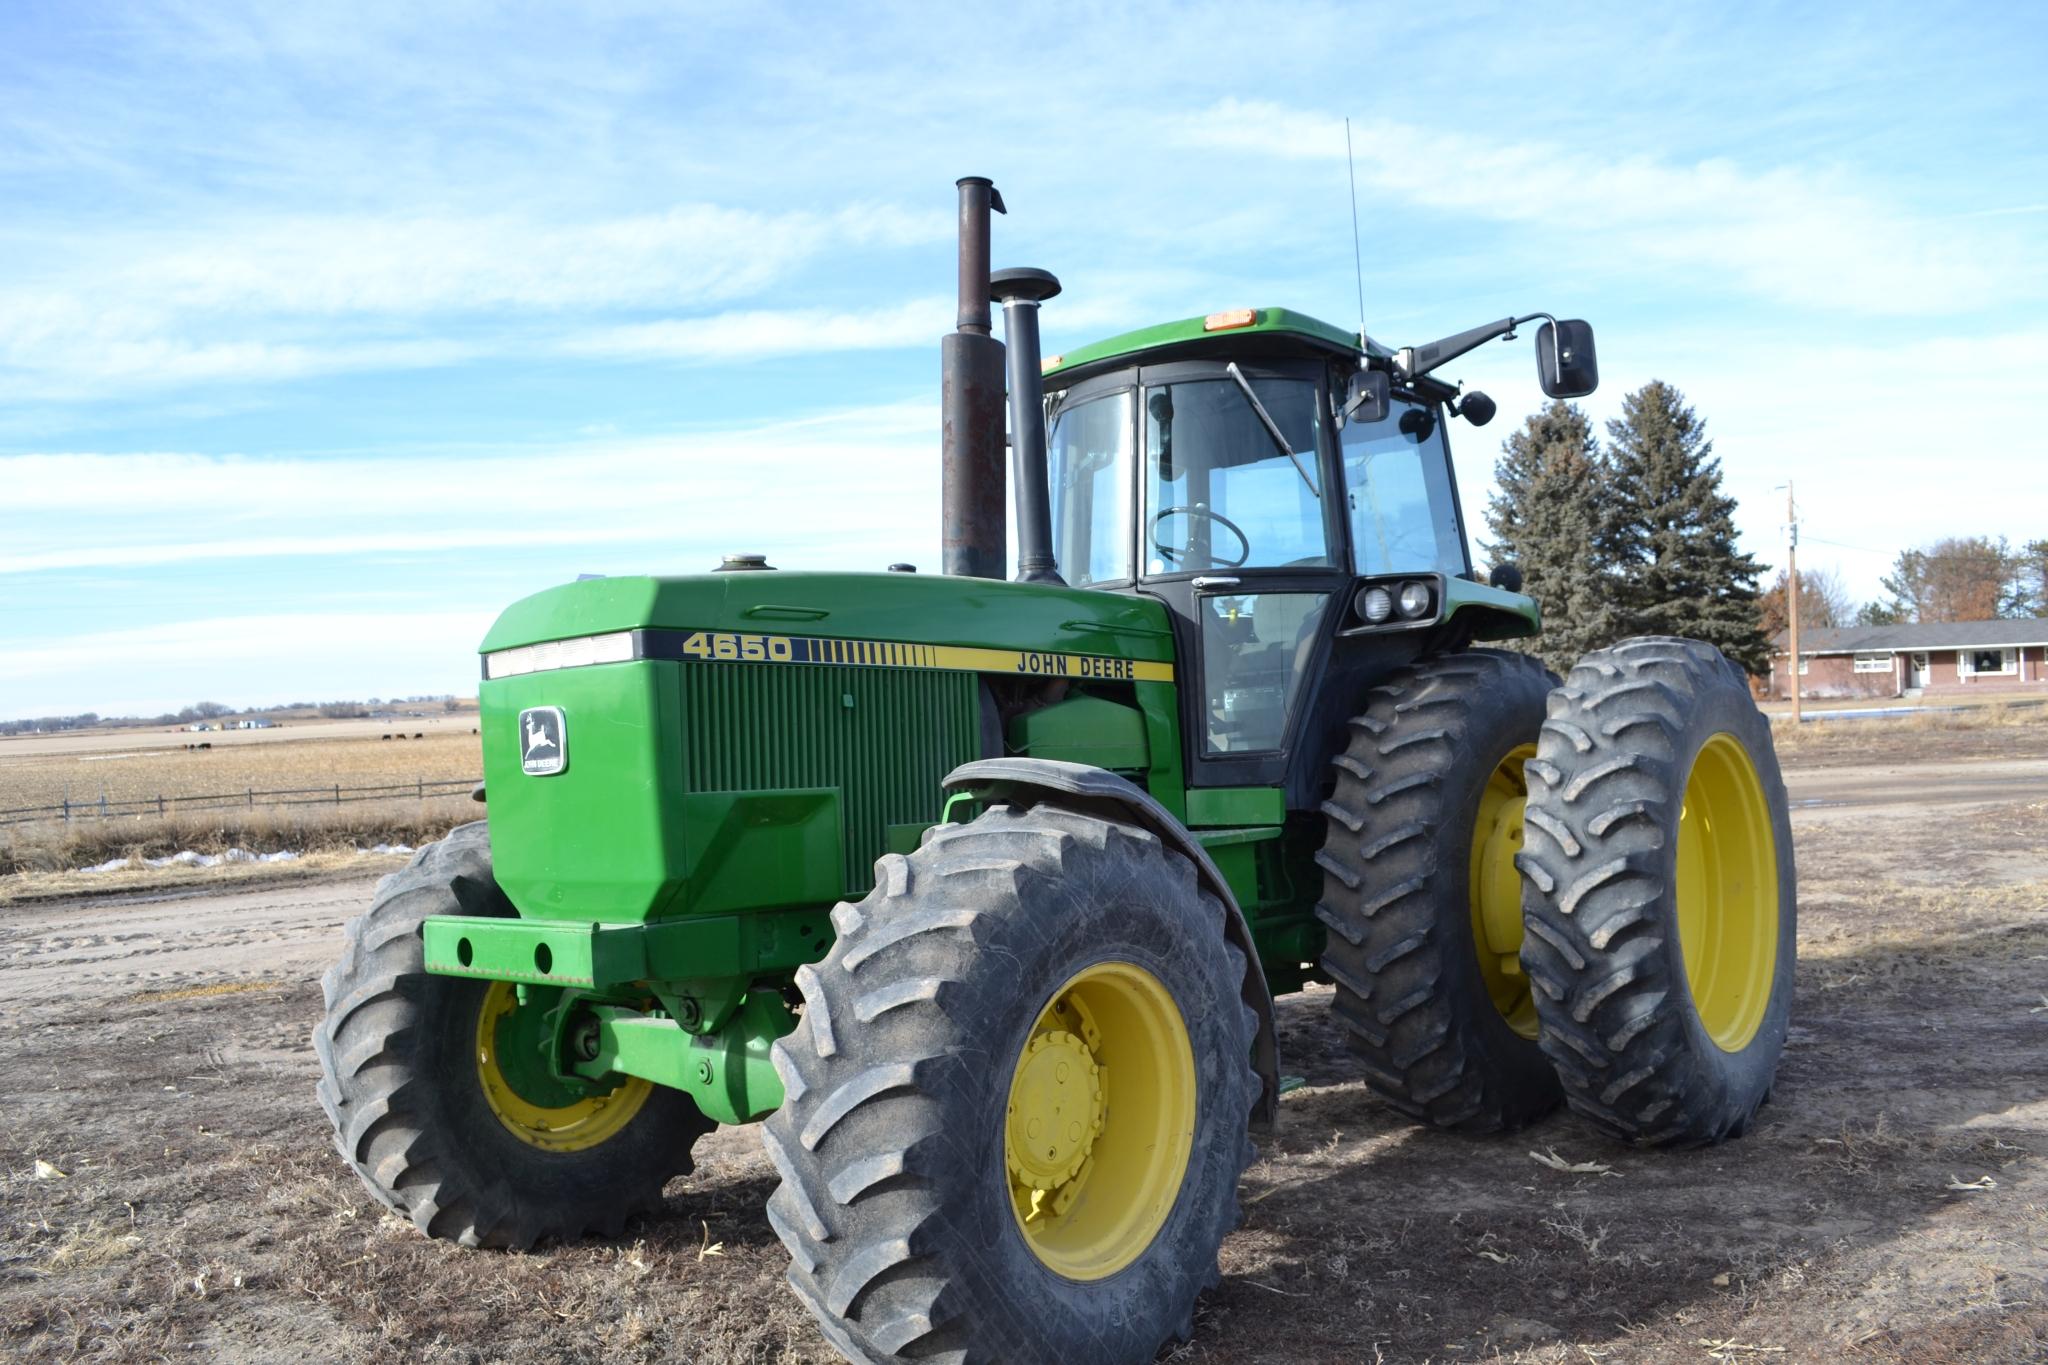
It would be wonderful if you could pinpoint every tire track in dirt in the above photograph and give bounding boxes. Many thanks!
[0,875,378,1013]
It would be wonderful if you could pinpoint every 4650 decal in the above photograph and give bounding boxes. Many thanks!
[677,631,795,663]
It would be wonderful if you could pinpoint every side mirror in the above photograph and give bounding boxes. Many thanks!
[1341,369,1390,426]
[1489,562,1524,593]
[1537,319,1598,398]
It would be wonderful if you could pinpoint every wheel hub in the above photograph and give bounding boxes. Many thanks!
[476,981,651,1152]
[1004,1029,1104,1195]
[1002,961,1194,1281]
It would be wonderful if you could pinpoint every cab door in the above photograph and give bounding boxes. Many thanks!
[1130,358,1350,799]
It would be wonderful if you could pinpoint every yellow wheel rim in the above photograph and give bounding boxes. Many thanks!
[1004,961,1195,1281]
[475,981,653,1152]
[1470,743,1539,1039]
[1674,733,1780,1052]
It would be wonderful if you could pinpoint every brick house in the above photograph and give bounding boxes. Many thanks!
[1770,619,2048,700]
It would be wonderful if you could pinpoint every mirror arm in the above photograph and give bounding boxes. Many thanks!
[1226,362,1319,498]
[1394,312,1559,382]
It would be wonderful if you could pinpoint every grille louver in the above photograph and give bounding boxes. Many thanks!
[677,661,982,894]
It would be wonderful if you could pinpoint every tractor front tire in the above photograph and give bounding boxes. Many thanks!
[1315,648,1563,1132]
[762,802,1259,1365]
[314,822,711,1247]
[1518,637,1797,1146]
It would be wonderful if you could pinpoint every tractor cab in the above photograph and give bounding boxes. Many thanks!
[1035,308,1534,806]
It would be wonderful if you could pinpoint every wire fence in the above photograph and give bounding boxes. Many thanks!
[0,777,481,826]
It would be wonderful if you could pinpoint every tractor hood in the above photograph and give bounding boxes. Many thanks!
[480,570,1177,664]
[474,572,1178,928]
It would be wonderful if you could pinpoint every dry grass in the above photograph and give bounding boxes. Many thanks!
[0,730,481,877]
[0,801,475,879]
[1769,699,2048,762]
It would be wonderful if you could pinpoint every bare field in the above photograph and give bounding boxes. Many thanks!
[0,730,484,880]
[0,714,479,759]
[2,739,2046,1362]
[0,731,480,810]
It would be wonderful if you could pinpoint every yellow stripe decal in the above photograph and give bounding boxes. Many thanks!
[653,629,1174,682]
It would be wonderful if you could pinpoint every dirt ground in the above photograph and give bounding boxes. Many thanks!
[3,747,2045,1363]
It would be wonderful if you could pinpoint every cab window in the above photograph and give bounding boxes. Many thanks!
[1143,376,1333,576]
[1340,403,1467,577]
[1046,390,1135,586]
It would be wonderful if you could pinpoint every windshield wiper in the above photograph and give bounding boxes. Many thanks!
[1226,363,1318,498]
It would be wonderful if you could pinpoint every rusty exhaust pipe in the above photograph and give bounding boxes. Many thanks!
[940,177,1007,579]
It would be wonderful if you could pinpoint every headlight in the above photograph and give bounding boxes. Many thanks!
[1397,581,1433,618]
[1359,586,1394,623]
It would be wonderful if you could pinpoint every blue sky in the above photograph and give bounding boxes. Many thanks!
[4,1,2044,718]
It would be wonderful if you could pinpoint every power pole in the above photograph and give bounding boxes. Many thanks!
[1786,480,1801,724]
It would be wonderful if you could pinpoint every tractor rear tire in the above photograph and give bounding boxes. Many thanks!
[1315,648,1563,1132]
[314,822,711,1247]
[1518,637,1797,1146]
[762,802,1259,1365]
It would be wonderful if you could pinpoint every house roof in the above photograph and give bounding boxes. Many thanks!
[1773,618,2048,655]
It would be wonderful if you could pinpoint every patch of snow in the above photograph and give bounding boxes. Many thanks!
[143,850,216,867]
[79,847,302,872]
[356,843,415,855]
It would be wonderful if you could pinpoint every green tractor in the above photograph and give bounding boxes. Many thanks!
[316,177,1796,1363]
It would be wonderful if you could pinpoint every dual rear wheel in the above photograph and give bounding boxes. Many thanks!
[1316,639,1795,1145]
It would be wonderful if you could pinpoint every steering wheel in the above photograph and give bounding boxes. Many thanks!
[1151,505,1250,569]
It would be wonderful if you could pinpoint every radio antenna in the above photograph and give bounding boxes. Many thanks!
[1344,117,1366,349]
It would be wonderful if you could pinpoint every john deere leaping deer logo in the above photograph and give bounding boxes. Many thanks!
[517,707,568,776]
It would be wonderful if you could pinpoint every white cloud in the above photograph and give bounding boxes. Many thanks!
[0,203,949,399]
[1174,99,2030,317]
[562,298,951,362]
[3,610,498,718]
[1,400,946,573]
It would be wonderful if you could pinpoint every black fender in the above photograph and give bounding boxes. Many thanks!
[941,757,1282,1127]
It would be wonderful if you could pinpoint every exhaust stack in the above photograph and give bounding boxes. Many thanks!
[992,267,1064,586]
[939,177,1008,579]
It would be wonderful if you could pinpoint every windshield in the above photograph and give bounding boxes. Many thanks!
[1046,389,1135,586]
[1340,403,1468,577]
[1143,375,1333,575]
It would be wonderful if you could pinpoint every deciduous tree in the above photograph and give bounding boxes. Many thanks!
[1877,536,2025,622]
[1758,565,1851,643]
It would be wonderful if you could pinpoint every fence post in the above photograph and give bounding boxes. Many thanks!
[158,794,166,816]
[248,787,254,807]
[417,778,424,800]
[62,798,70,822]
[99,793,107,819]
[335,783,341,805]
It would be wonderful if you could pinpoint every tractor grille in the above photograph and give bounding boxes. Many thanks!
[677,661,982,895]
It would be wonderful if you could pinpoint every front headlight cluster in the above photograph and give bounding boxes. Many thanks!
[1355,579,1435,626]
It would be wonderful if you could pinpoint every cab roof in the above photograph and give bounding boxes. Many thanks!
[1041,307,1395,385]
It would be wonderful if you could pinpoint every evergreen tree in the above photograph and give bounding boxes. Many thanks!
[2014,539,2048,618]
[1483,401,1622,674]
[1605,381,1768,674]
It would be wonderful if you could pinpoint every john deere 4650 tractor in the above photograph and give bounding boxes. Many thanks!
[317,178,1795,1364]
